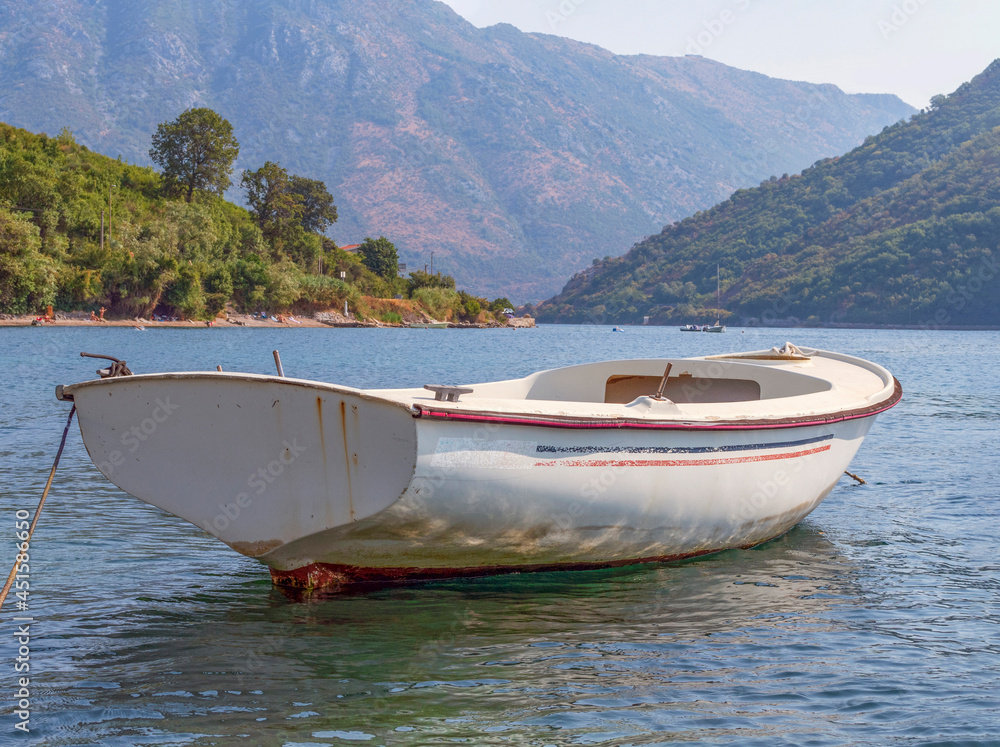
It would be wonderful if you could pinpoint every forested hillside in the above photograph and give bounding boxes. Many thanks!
[0,0,913,300]
[537,61,1000,327]
[0,122,506,322]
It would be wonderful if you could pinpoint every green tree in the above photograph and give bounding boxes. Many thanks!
[241,162,301,246]
[407,269,455,295]
[489,297,514,312]
[457,290,481,318]
[150,108,240,203]
[357,236,399,280]
[289,175,338,233]
[0,208,56,313]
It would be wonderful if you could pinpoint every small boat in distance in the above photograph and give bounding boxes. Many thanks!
[58,343,900,591]
[679,265,726,332]
[409,322,449,329]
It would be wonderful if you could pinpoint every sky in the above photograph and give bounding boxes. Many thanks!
[441,0,1000,109]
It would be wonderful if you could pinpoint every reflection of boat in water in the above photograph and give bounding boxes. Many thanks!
[59,343,899,590]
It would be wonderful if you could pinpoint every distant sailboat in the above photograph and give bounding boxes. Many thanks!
[679,265,726,332]
[705,264,726,333]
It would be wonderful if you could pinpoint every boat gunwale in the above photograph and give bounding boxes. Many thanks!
[60,371,421,412]
[413,377,902,431]
[60,348,901,432]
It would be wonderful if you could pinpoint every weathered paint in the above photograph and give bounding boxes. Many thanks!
[66,375,417,554]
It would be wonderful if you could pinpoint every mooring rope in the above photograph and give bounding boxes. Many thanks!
[0,405,77,613]
[844,470,867,485]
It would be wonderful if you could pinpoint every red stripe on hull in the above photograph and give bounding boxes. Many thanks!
[533,444,831,468]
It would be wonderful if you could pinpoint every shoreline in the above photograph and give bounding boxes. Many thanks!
[0,313,536,329]
[6,314,991,331]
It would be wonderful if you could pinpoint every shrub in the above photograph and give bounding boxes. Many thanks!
[263,259,302,310]
[295,274,356,311]
[489,297,513,313]
[458,290,481,319]
[164,263,204,318]
[412,286,460,319]
[0,209,56,313]
[407,269,455,295]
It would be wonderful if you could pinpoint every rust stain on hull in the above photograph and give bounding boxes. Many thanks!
[269,549,722,590]
[340,400,355,520]
[316,397,326,472]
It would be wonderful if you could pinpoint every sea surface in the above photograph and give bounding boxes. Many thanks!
[0,325,998,746]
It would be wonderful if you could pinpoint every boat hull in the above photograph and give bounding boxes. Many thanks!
[264,414,870,586]
[66,371,878,588]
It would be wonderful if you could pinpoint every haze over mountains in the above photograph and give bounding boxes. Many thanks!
[0,0,914,300]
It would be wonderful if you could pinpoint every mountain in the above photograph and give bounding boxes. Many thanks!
[0,0,914,301]
[536,61,1000,327]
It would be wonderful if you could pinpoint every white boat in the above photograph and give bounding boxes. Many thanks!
[57,344,900,590]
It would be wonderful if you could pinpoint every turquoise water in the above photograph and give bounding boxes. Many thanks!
[1,326,998,745]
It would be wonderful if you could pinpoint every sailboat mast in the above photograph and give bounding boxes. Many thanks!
[716,264,720,322]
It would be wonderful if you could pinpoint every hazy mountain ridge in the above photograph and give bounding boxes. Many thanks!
[0,0,914,300]
[536,61,1000,326]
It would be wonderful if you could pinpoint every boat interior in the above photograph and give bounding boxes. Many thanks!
[452,355,834,406]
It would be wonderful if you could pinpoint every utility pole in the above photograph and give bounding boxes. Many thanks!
[108,184,116,242]
[100,211,105,251]
[430,251,434,276]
